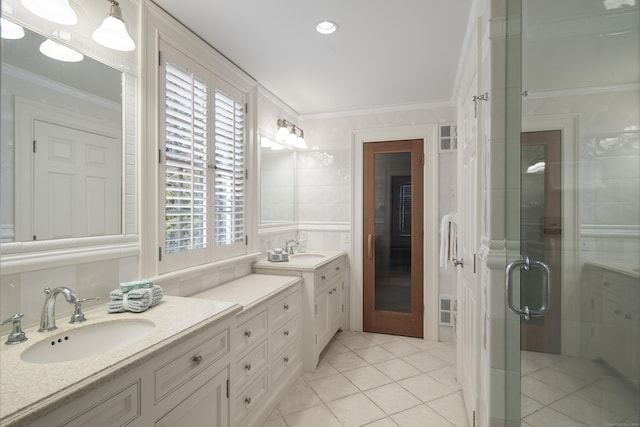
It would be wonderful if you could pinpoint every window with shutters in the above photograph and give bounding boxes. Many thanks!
[159,42,246,272]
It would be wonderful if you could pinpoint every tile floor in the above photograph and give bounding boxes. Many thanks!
[520,351,640,427]
[261,330,467,427]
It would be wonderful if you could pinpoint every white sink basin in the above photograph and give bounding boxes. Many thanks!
[21,319,155,364]
[290,253,326,261]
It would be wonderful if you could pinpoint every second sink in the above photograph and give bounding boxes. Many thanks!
[21,319,155,364]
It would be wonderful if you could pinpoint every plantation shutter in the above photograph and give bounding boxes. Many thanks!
[213,88,245,248]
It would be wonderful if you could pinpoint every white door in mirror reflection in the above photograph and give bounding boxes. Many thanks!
[33,120,120,240]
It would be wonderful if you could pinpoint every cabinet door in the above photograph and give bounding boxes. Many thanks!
[155,367,229,427]
[315,289,330,350]
[329,281,342,333]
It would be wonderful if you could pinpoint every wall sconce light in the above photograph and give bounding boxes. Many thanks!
[92,0,135,52]
[276,119,306,149]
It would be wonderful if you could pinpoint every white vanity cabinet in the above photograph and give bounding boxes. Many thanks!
[254,252,347,371]
[28,317,234,427]
[193,274,303,427]
[583,262,639,382]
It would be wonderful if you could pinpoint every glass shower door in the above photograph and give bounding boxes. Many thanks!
[505,0,640,425]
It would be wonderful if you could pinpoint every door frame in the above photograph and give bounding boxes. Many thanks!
[352,124,439,341]
[522,113,579,356]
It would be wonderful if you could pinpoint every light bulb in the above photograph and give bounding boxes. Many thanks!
[92,1,135,52]
[40,39,84,62]
[0,17,25,39]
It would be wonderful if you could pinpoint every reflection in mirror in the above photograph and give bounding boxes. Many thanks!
[1,21,123,242]
[260,135,295,226]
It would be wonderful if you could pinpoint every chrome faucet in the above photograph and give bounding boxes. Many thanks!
[39,287,78,332]
[285,239,298,255]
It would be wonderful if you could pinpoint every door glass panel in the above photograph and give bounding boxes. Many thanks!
[374,152,412,313]
[521,145,546,327]
[505,0,640,425]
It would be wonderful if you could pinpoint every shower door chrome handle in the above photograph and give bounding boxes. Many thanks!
[505,257,551,320]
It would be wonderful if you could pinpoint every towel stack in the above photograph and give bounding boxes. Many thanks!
[107,280,163,313]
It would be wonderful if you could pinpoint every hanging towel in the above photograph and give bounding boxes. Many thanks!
[107,285,163,313]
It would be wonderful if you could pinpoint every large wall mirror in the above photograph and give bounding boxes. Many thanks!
[260,135,296,227]
[0,0,138,274]
[1,24,123,242]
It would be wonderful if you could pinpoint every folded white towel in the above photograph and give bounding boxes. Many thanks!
[107,285,163,313]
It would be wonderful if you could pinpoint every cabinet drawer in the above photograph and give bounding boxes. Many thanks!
[154,327,229,402]
[269,288,300,329]
[235,339,268,391]
[61,380,141,427]
[234,309,268,356]
[314,258,344,291]
[235,371,268,424]
[271,314,300,357]
[271,339,301,387]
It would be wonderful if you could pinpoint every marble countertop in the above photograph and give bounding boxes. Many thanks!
[253,250,347,273]
[0,295,241,426]
[585,260,640,279]
[191,274,302,312]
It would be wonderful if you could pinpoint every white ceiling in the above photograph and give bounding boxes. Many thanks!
[152,0,473,115]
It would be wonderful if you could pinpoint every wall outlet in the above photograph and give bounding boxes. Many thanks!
[580,238,595,251]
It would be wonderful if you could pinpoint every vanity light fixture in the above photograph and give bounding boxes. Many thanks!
[0,17,25,39]
[92,0,135,52]
[276,119,307,149]
[39,38,84,62]
[316,20,338,35]
[20,0,78,25]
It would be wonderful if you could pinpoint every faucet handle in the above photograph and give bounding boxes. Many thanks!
[70,297,100,324]
[1,314,28,345]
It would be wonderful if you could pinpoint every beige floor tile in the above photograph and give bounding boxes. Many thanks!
[402,351,449,373]
[363,332,403,345]
[374,358,422,381]
[365,382,422,415]
[341,334,377,351]
[521,376,568,405]
[284,404,343,427]
[401,337,447,351]
[261,417,287,427]
[520,356,545,376]
[521,394,544,418]
[343,365,394,391]
[521,350,569,367]
[522,406,587,427]
[392,404,455,427]
[428,345,457,363]
[326,350,370,372]
[276,380,323,415]
[354,345,397,364]
[323,339,351,357]
[380,340,422,357]
[265,407,281,421]
[326,393,386,427]
[364,417,400,426]
[398,373,455,403]
[528,367,588,393]
[302,359,340,382]
[427,392,469,427]
[428,365,461,391]
[307,373,359,402]
[550,394,624,426]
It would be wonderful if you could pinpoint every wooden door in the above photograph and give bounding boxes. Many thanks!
[33,119,120,240]
[363,139,424,338]
[520,130,562,353]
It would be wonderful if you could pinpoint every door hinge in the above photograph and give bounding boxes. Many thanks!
[245,169,249,180]
[33,235,36,241]
[158,50,162,66]
[226,379,230,398]
[158,149,162,164]
[473,253,477,274]
[342,304,345,313]
[245,235,248,245]
[421,152,425,165]
[159,247,162,261]
[245,103,248,114]
[473,410,476,427]
[315,334,317,344]
[33,140,37,153]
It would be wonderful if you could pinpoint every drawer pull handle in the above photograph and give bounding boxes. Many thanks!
[284,304,289,311]
[245,363,252,371]
[329,290,333,295]
[192,354,203,364]
[245,397,252,406]
[284,330,290,336]
[333,288,337,292]
[284,356,289,364]
[244,330,252,338]
[614,309,622,315]
[322,275,326,280]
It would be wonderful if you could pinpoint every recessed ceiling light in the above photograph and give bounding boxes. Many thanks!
[39,39,84,62]
[316,20,338,35]
[0,17,25,39]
